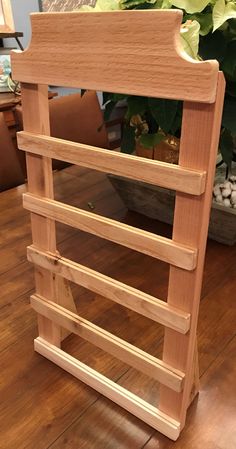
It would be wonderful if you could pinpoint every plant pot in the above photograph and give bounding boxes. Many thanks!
[108,164,236,246]
[136,134,179,164]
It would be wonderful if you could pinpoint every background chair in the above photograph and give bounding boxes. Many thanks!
[14,90,109,175]
[0,111,24,192]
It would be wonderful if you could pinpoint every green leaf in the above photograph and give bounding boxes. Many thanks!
[139,132,165,148]
[213,0,236,32]
[171,0,209,14]
[226,80,236,97]
[120,126,136,153]
[148,98,179,134]
[220,128,234,166]
[221,40,236,80]
[199,30,227,62]
[222,95,236,134]
[154,0,172,7]
[119,0,156,9]
[79,0,121,10]
[180,20,200,59]
[170,101,183,135]
[126,96,148,119]
[185,13,213,35]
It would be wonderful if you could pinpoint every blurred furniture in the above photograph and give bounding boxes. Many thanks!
[0,111,24,191]
[14,90,109,176]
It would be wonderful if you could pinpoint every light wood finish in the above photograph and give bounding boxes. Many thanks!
[11,10,225,441]
[34,337,181,440]
[11,11,219,103]
[27,246,190,334]
[159,73,226,425]
[20,83,76,346]
[17,132,206,196]
[23,193,197,271]
[31,294,185,392]
[0,0,15,33]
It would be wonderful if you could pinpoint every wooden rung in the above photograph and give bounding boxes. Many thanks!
[17,132,206,195]
[34,337,181,440]
[31,294,185,392]
[23,194,197,271]
[27,246,191,334]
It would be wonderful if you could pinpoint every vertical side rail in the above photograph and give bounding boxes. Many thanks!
[21,83,76,346]
[159,73,225,427]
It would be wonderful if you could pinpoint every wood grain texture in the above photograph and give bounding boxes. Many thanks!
[23,193,197,270]
[34,337,181,440]
[159,73,226,426]
[20,83,76,346]
[31,294,185,392]
[27,245,190,334]
[11,10,219,103]
[17,132,207,195]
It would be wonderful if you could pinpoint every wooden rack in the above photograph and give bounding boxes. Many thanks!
[11,10,225,441]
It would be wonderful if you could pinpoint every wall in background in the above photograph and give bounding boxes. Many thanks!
[4,0,40,49]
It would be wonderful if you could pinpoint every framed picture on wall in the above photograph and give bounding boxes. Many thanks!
[39,0,96,12]
[0,0,15,34]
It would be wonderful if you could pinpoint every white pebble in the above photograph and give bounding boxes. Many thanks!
[222,188,231,198]
[231,191,236,204]
[213,185,221,196]
[233,204,236,209]
[215,194,223,203]
[232,184,236,191]
[223,181,232,190]
[229,176,236,183]
[223,198,231,207]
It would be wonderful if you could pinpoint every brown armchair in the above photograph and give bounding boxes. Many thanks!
[14,90,109,176]
[0,112,25,192]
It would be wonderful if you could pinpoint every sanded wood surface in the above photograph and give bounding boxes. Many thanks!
[11,10,219,103]
[27,246,190,334]
[31,294,185,392]
[17,132,206,195]
[23,193,197,270]
[20,83,77,346]
[159,73,226,425]
[35,337,181,440]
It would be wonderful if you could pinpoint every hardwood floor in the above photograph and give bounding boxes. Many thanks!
[0,165,236,449]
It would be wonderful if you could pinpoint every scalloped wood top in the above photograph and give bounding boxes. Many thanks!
[11,10,219,103]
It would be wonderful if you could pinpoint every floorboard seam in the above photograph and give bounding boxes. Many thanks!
[44,367,131,449]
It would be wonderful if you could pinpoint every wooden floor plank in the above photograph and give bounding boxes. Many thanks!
[142,335,236,449]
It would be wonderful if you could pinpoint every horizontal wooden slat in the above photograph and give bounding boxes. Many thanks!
[17,132,206,196]
[27,246,190,334]
[31,294,185,392]
[34,337,180,440]
[11,11,218,103]
[23,193,197,270]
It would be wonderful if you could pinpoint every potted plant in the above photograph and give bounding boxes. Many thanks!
[79,0,236,244]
